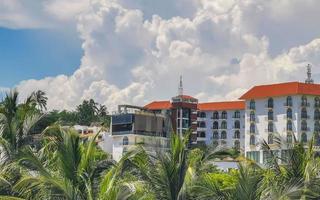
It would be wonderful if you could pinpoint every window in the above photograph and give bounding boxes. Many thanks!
[200,112,206,118]
[268,110,273,120]
[302,96,308,106]
[315,109,320,120]
[250,135,255,145]
[213,141,219,147]
[250,123,255,134]
[286,96,292,106]
[213,111,219,119]
[234,110,240,118]
[221,121,227,129]
[221,140,227,145]
[314,132,320,146]
[301,121,308,131]
[315,97,320,108]
[198,121,206,128]
[268,134,273,144]
[301,108,308,119]
[268,122,274,133]
[123,136,129,145]
[234,140,240,150]
[250,100,255,110]
[287,121,293,131]
[221,131,227,139]
[198,132,206,138]
[287,108,293,119]
[234,130,240,139]
[213,131,219,139]
[287,133,292,144]
[246,151,260,163]
[268,98,274,108]
[234,120,240,129]
[315,121,320,132]
[212,121,219,130]
[221,111,227,119]
[301,132,307,143]
[250,111,255,122]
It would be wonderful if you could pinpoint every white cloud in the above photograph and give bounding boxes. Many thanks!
[4,0,320,111]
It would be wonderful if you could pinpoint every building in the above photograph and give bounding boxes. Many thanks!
[109,105,170,161]
[197,101,245,150]
[240,81,320,164]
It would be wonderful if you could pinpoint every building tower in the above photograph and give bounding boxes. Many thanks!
[305,64,314,84]
[178,75,183,96]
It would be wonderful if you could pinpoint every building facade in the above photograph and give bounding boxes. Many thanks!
[240,82,320,164]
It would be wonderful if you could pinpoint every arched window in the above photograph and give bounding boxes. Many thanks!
[287,108,293,119]
[221,121,227,129]
[301,121,308,131]
[200,112,206,118]
[250,100,255,110]
[212,121,219,130]
[250,135,255,145]
[268,98,274,108]
[250,123,255,133]
[315,109,320,120]
[286,96,292,106]
[213,131,219,139]
[315,121,320,132]
[287,121,293,131]
[268,110,274,121]
[268,134,273,144]
[221,131,227,139]
[250,111,255,122]
[234,130,240,139]
[221,140,227,145]
[301,132,307,143]
[314,132,320,146]
[221,111,227,119]
[213,111,219,119]
[198,121,206,128]
[302,96,308,106]
[287,133,292,144]
[234,140,240,150]
[198,132,206,138]
[268,122,274,133]
[234,120,240,129]
[301,108,308,119]
[123,136,129,145]
[234,110,240,118]
[315,97,320,108]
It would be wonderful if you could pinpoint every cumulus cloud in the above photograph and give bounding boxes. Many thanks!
[3,0,320,111]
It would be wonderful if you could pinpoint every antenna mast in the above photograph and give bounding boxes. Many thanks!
[305,64,314,84]
[178,75,183,96]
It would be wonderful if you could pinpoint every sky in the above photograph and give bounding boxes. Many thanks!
[1,0,320,111]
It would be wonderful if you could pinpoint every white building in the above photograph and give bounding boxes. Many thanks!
[197,101,245,151]
[240,82,320,164]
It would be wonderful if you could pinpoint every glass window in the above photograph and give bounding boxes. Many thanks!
[198,132,206,138]
[123,136,129,145]
[250,123,255,133]
[301,121,308,131]
[250,111,255,122]
[200,112,206,118]
[213,131,219,139]
[301,132,307,143]
[268,122,274,133]
[221,121,227,129]
[287,121,293,131]
[286,96,292,106]
[250,100,255,110]
[287,108,292,119]
[221,131,227,139]
[234,130,240,139]
[301,108,308,119]
[316,97,320,107]
[234,110,240,118]
[221,111,227,119]
[250,135,255,145]
[268,134,273,144]
[234,140,240,150]
[212,141,219,147]
[268,110,273,120]
[315,121,320,132]
[234,120,240,129]
[315,109,320,120]
[287,133,292,144]
[213,121,219,130]
[213,111,219,119]
[246,151,260,163]
[268,98,274,108]
[302,96,308,106]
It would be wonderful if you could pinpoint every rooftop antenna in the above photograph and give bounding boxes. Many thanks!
[305,64,314,84]
[178,75,183,96]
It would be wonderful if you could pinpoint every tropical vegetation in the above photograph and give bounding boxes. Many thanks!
[1,90,320,199]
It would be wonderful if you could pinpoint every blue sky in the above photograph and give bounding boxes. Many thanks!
[0,27,82,87]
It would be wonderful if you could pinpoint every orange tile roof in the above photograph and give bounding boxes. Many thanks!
[198,101,245,111]
[239,82,320,100]
[144,101,171,110]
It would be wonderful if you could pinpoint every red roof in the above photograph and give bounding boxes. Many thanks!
[240,82,320,100]
[144,101,171,110]
[198,101,245,111]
